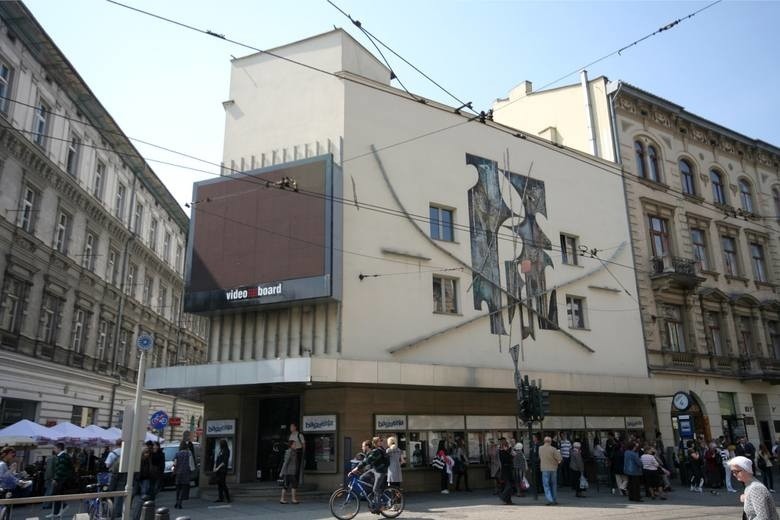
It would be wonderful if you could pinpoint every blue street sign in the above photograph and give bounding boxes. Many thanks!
[150,410,169,430]
[136,333,154,352]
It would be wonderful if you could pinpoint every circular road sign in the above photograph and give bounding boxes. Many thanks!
[136,333,154,352]
[150,410,169,430]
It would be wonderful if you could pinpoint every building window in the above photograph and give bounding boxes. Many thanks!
[32,100,49,147]
[134,202,144,234]
[18,185,38,233]
[566,295,586,329]
[711,169,727,205]
[115,183,126,221]
[768,321,780,360]
[680,159,696,196]
[106,247,119,285]
[705,311,723,356]
[739,179,754,213]
[647,145,660,182]
[0,277,29,334]
[429,205,454,242]
[71,307,90,353]
[175,244,183,273]
[66,133,80,176]
[738,316,753,355]
[82,231,97,271]
[750,242,767,282]
[39,293,63,344]
[773,188,780,221]
[721,236,739,276]
[690,228,708,271]
[158,283,168,317]
[664,305,686,352]
[117,328,130,367]
[96,319,110,362]
[560,234,578,265]
[93,161,105,201]
[432,276,457,314]
[171,292,180,322]
[648,215,670,258]
[143,275,153,306]
[0,61,13,114]
[162,232,171,264]
[148,219,158,252]
[70,405,96,428]
[53,210,72,254]
[126,262,137,298]
[634,141,646,178]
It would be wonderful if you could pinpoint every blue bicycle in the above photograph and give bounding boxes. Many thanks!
[329,471,403,520]
[84,472,113,520]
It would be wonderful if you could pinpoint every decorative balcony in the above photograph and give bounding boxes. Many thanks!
[650,256,705,291]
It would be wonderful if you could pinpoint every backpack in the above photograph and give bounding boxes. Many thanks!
[431,456,446,471]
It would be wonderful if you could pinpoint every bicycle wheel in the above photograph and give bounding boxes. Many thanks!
[329,487,360,520]
[97,499,113,520]
[0,505,10,520]
[379,487,404,518]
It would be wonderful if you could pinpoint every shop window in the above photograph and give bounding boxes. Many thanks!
[0,397,37,428]
[301,415,337,473]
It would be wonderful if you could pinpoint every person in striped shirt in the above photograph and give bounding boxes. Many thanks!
[559,433,572,488]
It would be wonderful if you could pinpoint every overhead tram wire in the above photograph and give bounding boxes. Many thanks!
[99,1,758,237]
[491,0,723,114]
[326,0,478,115]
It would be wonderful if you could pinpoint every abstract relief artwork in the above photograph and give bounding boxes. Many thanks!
[466,153,558,339]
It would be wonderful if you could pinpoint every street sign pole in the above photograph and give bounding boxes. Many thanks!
[123,334,153,520]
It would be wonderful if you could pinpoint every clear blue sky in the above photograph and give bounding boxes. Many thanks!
[23,0,780,211]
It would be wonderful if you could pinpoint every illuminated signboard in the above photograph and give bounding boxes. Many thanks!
[184,155,342,313]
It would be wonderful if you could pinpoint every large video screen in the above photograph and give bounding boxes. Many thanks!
[184,155,341,313]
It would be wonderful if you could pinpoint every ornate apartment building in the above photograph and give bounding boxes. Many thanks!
[494,74,780,447]
[0,2,207,432]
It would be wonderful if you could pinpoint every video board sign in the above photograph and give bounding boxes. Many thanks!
[184,155,341,313]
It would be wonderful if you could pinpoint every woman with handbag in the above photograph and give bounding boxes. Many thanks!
[570,442,586,498]
[512,442,527,497]
[213,439,231,503]
[279,441,299,504]
[172,441,195,509]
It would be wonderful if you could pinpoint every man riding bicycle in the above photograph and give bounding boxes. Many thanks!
[348,437,388,514]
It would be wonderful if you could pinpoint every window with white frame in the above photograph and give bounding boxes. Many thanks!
[171,292,180,322]
[663,304,686,352]
[175,244,183,273]
[0,277,29,334]
[133,202,144,234]
[750,242,767,282]
[158,283,168,317]
[705,311,723,356]
[711,169,727,205]
[148,219,158,252]
[566,295,586,329]
[117,328,129,367]
[106,247,119,285]
[53,210,72,254]
[32,100,49,147]
[634,140,662,182]
[690,228,709,271]
[429,205,454,242]
[66,133,80,176]
[18,185,38,233]
[126,262,137,298]
[560,234,578,265]
[82,231,97,271]
[115,183,126,221]
[39,293,63,344]
[648,215,670,259]
[93,161,105,201]
[143,275,153,306]
[96,319,109,361]
[768,321,780,360]
[162,232,171,264]
[0,60,13,114]
[721,236,739,276]
[739,179,754,213]
[738,316,754,355]
[70,308,90,353]
[432,275,457,314]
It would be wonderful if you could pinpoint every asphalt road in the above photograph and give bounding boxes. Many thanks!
[7,486,759,520]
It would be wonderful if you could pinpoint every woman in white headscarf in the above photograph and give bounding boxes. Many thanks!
[729,455,779,520]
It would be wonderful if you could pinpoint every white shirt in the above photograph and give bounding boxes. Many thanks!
[289,431,304,450]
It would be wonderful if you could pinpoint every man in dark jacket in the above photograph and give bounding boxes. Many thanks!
[497,438,515,505]
[623,443,643,503]
[47,443,73,519]
[348,437,388,514]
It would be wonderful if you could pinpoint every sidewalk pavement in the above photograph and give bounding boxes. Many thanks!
[124,485,747,520]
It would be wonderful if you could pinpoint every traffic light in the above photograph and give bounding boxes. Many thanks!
[518,396,530,423]
[539,390,551,420]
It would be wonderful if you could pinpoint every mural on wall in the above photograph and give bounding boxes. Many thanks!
[466,153,558,339]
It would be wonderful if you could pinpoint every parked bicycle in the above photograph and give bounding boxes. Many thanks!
[0,486,11,520]
[84,472,113,520]
[329,471,403,520]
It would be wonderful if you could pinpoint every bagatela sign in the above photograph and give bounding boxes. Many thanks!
[302,415,337,433]
[206,419,236,436]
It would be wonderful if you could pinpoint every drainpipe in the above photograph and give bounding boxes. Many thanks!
[580,70,599,158]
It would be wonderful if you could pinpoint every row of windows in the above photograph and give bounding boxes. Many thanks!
[634,140,774,215]
[647,214,769,282]
[432,274,588,329]
[0,55,184,273]
[660,303,780,360]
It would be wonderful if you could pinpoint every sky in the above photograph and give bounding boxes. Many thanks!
[21,0,780,213]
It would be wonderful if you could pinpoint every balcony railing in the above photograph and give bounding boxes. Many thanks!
[650,256,704,290]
